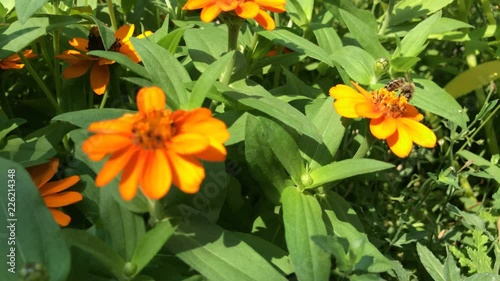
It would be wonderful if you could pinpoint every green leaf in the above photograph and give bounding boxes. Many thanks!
[130,220,176,277]
[87,50,149,78]
[258,29,333,67]
[390,0,453,26]
[0,158,70,281]
[0,118,25,141]
[52,109,134,129]
[444,252,462,281]
[166,217,287,281]
[397,12,441,58]
[156,27,188,54]
[390,57,421,72]
[61,229,127,280]
[412,78,469,129]
[318,190,364,232]
[188,51,234,108]
[258,116,305,184]
[464,273,500,281]
[457,151,500,184]
[332,46,377,85]
[100,185,146,260]
[339,9,388,59]
[447,204,487,233]
[431,17,474,35]
[81,14,116,50]
[245,114,292,204]
[225,90,323,142]
[308,159,394,189]
[0,137,56,167]
[130,37,191,110]
[301,97,345,171]
[444,61,500,99]
[286,0,310,26]
[0,17,49,59]
[184,27,227,72]
[312,24,343,55]
[417,243,445,281]
[15,0,48,23]
[282,187,331,281]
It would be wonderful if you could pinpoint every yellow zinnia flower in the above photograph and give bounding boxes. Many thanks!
[329,82,437,158]
[27,159,82,227]
[183,0,286,30]
[0,50,37,70]
[82,86,230,201]
[55,24,146,95]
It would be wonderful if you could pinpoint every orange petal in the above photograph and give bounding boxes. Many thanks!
[201,5,221,22]
[118,150,147,201]
[386,126,412,158]
[402,104,424,121]
[90,63,110,95]
[0,61,24,69]
[22,50,37,59]
[98,58,115,65]
[399,118,437,148]
[95,146,140,187]
[183,0,212,10]
[236,1,260,18]
[140,150,172,199]
[39,175,80,196]
[333,99,362,118]
[119,42,141,63]
[195,139,227,161]
[3,53,21,62]
[168,134,210,154]
[88,116,135,134]
[217,0,239,11]
[115,24,135,41]
[49,208,71,227]
[173,108,211,124]
[168,152,205,194]
[350,81,372,99]
[44,191,83,207]
[254,0,286,12]
[69,38,89,53]
[82,134,133,161]
[27,159,59,188]
[254,9,276,30]
[181,118,230,143]
[137,86,166,112]
[62,60,93,79]
[370,116,397,139]
[355,102,383,119]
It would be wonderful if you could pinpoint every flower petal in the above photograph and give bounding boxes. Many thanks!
[90,63,110,95]
[201,5,221,22]
[62,60,93,79]
[95,146,140,187]
[236,2,260,18]
[137,86,166,112]
[88,115,135,134]
[116,24,135,41]
[82,134,133,161]
[0,61,24,69]
[350,81,372,99]
[403,104,424,121]
[183,0,212,10]
[399,118,437,148]
[355,102,383,118]
[140,150,172,199]
[49,208,71,226]
[370,116,397,139]
[254,9,276,30]
[254,0,286,12]
[119,42,141,63]
[168,152,205,194]
[168,134,210,154]
[118,150,146,201]
[27,159,59,188]
[39,175,80,196]
[386,126,413,158]
[69,38,89,53]
[195,139,227,161]
[44,191,83,207]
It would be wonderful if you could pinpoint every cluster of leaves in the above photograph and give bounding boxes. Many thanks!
[1,0,500,280]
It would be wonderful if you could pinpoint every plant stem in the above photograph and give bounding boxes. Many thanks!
[53,28,63,106]
[219,16,244,85]
[19,52,62,114]
[99,89,109,109]
[0,73,14,119]
[107,0,118,31]
[379,0,395,35]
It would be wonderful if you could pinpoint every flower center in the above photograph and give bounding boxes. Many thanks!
[371,88,408,118]
[131,110,176,150]
[87,27,122,53]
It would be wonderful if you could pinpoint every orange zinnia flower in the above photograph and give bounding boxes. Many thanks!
[329,82,437,158]
[182,0,286,30]
[0,50,37,70]
[82,86,230,201]
[56,25,146,95]
[27,159,82,227]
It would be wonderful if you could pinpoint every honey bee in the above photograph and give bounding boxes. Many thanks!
[384,72,415,101]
